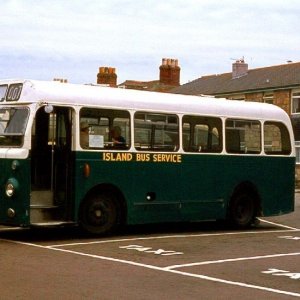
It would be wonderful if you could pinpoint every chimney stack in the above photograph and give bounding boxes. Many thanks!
[232,58,248,79]
[97,67,117,87]
[159,58,180,86]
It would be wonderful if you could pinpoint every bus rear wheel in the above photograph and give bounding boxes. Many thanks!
[79,192,118,235]
[229,192,256,228]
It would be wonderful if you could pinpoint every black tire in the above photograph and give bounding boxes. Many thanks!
[79,192,118,235]
[229,192,256,228]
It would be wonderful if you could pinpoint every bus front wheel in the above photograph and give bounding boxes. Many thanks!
[229,192,256,228]
[79,192,118,235]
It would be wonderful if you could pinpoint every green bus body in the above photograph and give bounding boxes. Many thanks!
[0,158,30,226]
[0,80,295,234]
[73,152,295,225]
[0,152,295,227]
[0,152,295,226]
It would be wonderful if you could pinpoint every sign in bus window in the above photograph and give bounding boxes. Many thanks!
[6,83,23,101]
[264,121,291,155]
[226,119,261,154]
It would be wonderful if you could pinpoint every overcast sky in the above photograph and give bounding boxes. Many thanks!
[0,0,299,85]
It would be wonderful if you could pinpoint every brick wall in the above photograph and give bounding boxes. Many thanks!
[243,90,291,114]
[245,92,263,102]
[273,90,291,114]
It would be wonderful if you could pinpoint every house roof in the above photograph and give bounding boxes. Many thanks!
[171,62,300,96]
[118,80,176,92]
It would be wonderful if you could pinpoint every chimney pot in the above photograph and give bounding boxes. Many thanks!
[159,58,180,86]
[97,66,117,87]
[232,59,248,79]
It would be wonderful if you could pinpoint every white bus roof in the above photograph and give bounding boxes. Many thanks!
[0,79,291,123]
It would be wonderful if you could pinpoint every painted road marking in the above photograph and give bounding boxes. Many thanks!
[258,218,299,230]
[165,252,300,270]
[262,268,300,280]
[0,227,24,231]
[119,244,183,256]
[279,235,300,240]
[47,228,300,248]
[1,222,300,298]
[2,239,300,298]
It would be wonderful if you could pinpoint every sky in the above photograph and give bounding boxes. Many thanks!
[0,0,299,85]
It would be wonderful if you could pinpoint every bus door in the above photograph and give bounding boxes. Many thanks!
[132,112,181,223]
[180,116,224,221]
[30,106,74,224]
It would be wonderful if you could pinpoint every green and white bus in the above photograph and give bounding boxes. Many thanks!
[0,79,295,234]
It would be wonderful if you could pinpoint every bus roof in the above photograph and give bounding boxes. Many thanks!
[0,79,291,123]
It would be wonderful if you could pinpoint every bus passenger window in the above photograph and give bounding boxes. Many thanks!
[79,108,130,150]
[182,116,222,153]
[226,119,261,154]
[264,122,291,155]
[134,112,179,151]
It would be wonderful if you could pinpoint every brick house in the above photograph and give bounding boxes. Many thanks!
[171,59,300,184]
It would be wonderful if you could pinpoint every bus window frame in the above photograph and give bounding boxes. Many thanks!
[225,118,262,155]
[79,107,131,150]
[134,111,179,152]
[263,121,292,155]
[182,115,223,153]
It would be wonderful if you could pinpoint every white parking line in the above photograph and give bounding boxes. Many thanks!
[48,227,300,248]
[0,227,24,231]
[167,269,300,298]
[166,252,300,270]
[258,218,299,230]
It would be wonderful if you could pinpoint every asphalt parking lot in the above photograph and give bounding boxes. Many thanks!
[0,193,300,300]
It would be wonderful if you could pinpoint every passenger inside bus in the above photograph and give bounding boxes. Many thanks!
[111,126,126,148]
[80,122,89,148]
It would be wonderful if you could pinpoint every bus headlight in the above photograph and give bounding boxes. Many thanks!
[5,178,19,197]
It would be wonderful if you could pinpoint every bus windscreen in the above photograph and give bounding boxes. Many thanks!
[0,107,29,146]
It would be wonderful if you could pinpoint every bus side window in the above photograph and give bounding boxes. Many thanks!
[79,108,130,150]
[134,112,179,151]
[264,121,291,155]
[225,119,261,154]
[182,115,222,153]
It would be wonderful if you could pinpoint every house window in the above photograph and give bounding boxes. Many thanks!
[263,92,274,104]
[228,94,245,100]
[291,89,300,163]
[292,89,300,114]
